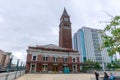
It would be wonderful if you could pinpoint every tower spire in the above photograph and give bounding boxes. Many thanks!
[62,7,69,16]
[59,8,72,49]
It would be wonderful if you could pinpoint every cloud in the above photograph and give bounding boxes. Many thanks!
[0,0,120,62]
[0,15,4,23]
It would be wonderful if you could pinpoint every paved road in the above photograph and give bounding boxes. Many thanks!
[15,73,95,80]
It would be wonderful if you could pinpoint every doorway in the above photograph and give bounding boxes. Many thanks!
[42,64,48,72]
[30,64,36,73]
[53,65,57,73]
[73,65,77,72]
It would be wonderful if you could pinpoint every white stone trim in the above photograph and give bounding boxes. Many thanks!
[30,63,36,73]
[72,64,77,72]
[31,55,38,61]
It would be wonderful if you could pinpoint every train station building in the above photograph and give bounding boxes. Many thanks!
[26,8,80,73]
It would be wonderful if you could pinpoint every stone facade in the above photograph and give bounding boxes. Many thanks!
[26,44,80,73]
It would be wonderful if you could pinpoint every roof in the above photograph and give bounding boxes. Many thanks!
[28,44,78,52]
[5,52,12,56]
[38,44,65,50]
[62,8,69,16]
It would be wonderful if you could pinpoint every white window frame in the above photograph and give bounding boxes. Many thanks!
[53,56,58,62]
[63,57,68,62]
[72,58,76,62]
[30,63,36,72]
[43,56,48,62]
[42,64,48,71]
[32,55,37,61]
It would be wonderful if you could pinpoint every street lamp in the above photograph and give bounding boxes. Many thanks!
[23,63,26,70]
[20,61,23,70]
[102,62,105,71]
[16,59,20,71]
[7,55,14,72]
[111,64,114,71]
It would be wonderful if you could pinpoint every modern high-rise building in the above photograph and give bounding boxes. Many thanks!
[73,27,111,65]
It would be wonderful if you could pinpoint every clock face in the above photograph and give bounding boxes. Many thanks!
[64,17,68,21]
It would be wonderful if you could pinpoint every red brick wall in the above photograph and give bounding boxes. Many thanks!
[59,57,63,62]
[48,63,53,71]
[27,54,32,61]
[37,55,42,61]
[36,63,42,72]
[26,53,80,72]
[77,57,80,62]
[49,56,53,62]
[59,27,72,49]
[58,63,63,71]
[26,63,30,72]
[68,56,72,63]
[59,13,72,49]
[77,64,80,72]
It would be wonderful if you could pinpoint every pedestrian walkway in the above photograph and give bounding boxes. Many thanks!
[15,73,95,80]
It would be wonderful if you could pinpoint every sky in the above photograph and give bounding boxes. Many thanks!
[0,0,120,63]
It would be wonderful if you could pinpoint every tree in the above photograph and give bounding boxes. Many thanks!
[107,63,111,69]
[107,60,120,70]
[82,60,101,72]
[100,15,120,56]
[82,60,94,72]
[94,62,101,70]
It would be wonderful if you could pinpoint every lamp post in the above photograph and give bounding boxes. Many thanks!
[102,62,105,71]
[16,59,20,71]
[7,55,13,72]
[23,64,25,70]
[20,61,23,70]
[24,64,26,70]
[111,64,114,71]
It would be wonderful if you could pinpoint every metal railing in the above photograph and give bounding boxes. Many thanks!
[0,70,25,80]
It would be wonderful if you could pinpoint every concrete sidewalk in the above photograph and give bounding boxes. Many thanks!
[15,73,95,80]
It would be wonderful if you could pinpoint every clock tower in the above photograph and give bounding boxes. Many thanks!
[59,8,72,49]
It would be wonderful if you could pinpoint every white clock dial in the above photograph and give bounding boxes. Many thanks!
[64,17,68,21]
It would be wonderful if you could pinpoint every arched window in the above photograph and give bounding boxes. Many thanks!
[63,56,68,62]
[43,55,48,62]
[53,56,58,62]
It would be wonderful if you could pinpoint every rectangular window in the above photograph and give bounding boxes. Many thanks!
[43,57,48,62]
[53,57,57,62]
[32,64,35,67]
[73,58,76,62]
[42,64,48,71]
[63,58,67,62]
[46,57,48,61]
[43,57,46,61]
[33,56,36,61]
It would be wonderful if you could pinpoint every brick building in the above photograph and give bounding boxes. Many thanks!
[59,8,72,49]
[26,44,80,73]
[0,50,11,68]
[26,8,80,73]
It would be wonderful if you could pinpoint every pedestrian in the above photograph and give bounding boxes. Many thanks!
[109,73,115,80]
[103,72,109,80]
[94,71,99,80]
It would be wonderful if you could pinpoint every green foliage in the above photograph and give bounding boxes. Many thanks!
[107,60,120,70]
[94,62,101,70]
[101,15,120,56]
[107,63,111,69]
[84,59,94,64]
[82,60,101,72]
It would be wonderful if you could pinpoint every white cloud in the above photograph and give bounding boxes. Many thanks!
[0,16,4,23]
[0,0,120,61]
